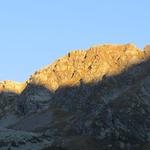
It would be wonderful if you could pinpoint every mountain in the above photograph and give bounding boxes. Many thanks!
[0,44,150,150]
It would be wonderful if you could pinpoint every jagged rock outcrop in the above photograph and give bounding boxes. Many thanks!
[17,44,148,114]
[0,81,26,117]
[29,44,145,90]
[1,44,150,150]
[0,80,26,94]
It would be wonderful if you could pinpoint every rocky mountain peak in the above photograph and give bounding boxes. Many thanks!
[1,44,150,150]
[1,44,149,94]
[28,44,145,91]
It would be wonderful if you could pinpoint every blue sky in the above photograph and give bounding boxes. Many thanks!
[0,0,150,82]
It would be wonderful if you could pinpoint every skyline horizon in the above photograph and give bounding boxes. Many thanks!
[0,0,150,81]
[0,42,149,83]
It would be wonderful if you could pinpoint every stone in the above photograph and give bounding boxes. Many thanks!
[1,44,150,150]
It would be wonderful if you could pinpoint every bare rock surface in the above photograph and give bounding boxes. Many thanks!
[1,44,150,149]
[0,80,26,94]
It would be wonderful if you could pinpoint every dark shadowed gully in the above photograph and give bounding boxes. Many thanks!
[0,44,150,150]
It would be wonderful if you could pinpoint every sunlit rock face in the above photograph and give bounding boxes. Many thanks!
[17,44,147,115]
[1,44,150,150]
[29,44,145,91]
[0,80,26,94]
[15,44,150,115]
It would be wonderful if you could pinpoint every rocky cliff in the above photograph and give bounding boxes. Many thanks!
[0,80,26,94]
[1,44,150,150]
[29,44,145,90]
[17,44,147,114]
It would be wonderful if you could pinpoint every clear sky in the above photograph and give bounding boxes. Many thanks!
[0,0,150,82]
